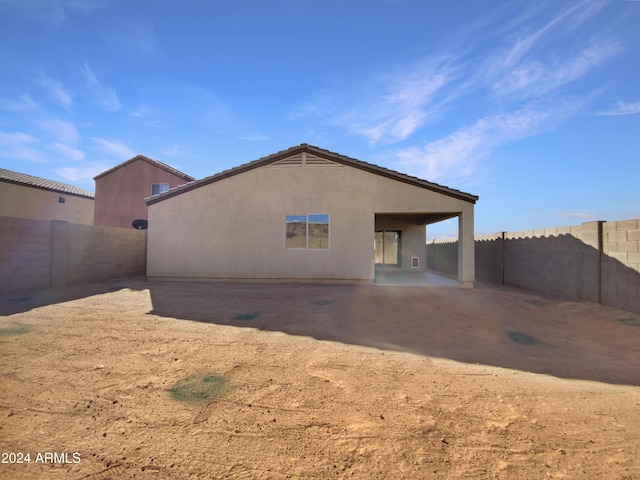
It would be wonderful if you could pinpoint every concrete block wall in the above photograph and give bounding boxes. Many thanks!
[602,219,640,313]
[66,223,146,286]
[426,240,458,277]
[0,217,53,294]
[427,218,640,314]
[0,216,146,295]
[501,223,600,302]
[475,233,503,284]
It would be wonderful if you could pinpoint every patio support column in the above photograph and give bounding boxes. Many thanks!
[458,209,475,288]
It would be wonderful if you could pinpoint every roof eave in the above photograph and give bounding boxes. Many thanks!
[0,178,95,199]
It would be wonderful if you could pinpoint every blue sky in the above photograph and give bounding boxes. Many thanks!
[1,0,639,238]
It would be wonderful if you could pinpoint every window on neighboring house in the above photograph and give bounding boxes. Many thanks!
[286,214,329,249]
[58,196,66,204]
[151,183,169,195]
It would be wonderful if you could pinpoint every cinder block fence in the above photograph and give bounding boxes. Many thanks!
[427,219,640,314]
[0,216,146,295]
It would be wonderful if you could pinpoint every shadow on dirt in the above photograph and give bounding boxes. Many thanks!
[0,276,148,316]
[145,280,640,387]
[3,275,638,386]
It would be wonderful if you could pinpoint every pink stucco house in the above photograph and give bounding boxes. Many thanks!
[94,155,194,228]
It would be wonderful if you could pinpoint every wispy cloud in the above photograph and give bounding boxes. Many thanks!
[487,1,606,76]
[82,63,121,111]
[56,162,107,182]
[331,0,623,186]
[296,1,619,156]
[0,0,108,26]
[0,131,47,163]
[395,100,584,183]
[348,71,450,145]
[597,100,640,116]
[91,137,134,157]
[558,212,597,219]
[37,71,72,109]
[0,99,84,162]
[163,144,183,156]
[294,59,457,145]
[102,20,158,55]
[38,118,79,145]
[129,103,164,128]
[37,117,86,161]
[130,104,154,118]
[49,142,85,161]
[238,134,271,142]
[0,94,39,112]
[493,38,621,99]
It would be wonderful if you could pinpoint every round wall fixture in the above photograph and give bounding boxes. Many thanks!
[132,219,148,230]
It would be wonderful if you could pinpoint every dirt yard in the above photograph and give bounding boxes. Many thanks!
[1,277,639,479]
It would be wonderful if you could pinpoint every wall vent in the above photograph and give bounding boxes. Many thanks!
[305,153,340,166]
[269,152,341,167]
[269,154,303,167]
[411,256,420,268]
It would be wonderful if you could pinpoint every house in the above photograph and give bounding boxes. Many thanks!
[145,144,478,285]
[0,168,94,224]
[93,155,195,228]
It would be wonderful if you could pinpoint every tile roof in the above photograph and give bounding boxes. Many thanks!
[0,168,95,199]
[146,143,479,205]
[93,154,195,181]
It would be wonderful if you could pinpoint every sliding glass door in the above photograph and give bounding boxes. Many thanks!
[374,230,401,266]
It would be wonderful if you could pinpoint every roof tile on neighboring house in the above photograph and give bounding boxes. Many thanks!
[0,168,95,199]
[93,154,196,182]
[146,143,479,205]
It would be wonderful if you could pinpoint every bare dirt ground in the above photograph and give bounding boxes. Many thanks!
[1,277,639,479]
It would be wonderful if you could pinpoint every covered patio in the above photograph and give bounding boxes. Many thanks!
[374,269,461,286]
[374,212,475,287]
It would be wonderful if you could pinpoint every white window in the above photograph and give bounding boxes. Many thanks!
[151,183,169,195]
[286,214,329,249]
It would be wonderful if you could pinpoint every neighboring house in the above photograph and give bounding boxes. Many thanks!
[0,168,94,224]
[94,155,195,228]
[145,144,478,286]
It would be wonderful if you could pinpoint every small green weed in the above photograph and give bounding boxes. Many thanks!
[507,331,542,345]
[0,325,33,336]
[170,373,228,403]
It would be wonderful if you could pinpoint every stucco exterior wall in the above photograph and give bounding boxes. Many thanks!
[94,159,191,228]
[147,162,473,282]
[0,181,94,224]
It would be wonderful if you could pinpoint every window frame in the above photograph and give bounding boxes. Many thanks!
[285,213,330,250]
[151,183,170,196]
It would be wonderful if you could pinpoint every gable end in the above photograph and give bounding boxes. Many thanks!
[146,144,478,206]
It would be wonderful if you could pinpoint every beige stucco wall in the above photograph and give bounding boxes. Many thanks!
[147,162,474,282]
[0,181,94,224]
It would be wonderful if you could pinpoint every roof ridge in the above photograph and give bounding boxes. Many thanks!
[93,154,195,181]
